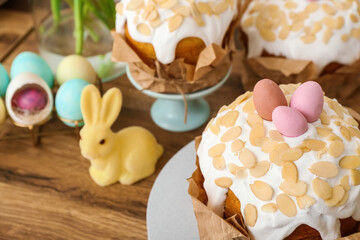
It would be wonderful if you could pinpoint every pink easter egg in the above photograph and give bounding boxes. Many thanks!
[290,81,324,123]
[253,79,287,121]
[272,106,308,137]
[12,87,47,111]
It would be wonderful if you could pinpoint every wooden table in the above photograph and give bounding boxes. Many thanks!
[0,8,244,239]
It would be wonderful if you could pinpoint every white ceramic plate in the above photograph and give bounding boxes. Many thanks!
[147,140,200,240]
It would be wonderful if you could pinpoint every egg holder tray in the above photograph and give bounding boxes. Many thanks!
[0,78,103,146]
[0,107,84,146]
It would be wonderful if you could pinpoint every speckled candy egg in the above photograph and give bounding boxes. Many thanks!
[290,81,324,123]
[0,63,9,97]
[56,55,97,85]
[11,52,54,88]
[253,79,287,121]
[5,72,53,126]
[55,78,89,127]
[0,98,6,126]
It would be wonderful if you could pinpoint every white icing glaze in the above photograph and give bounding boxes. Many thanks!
[197,91,360,240]
[241,0,360,73]
[115,0,237,64]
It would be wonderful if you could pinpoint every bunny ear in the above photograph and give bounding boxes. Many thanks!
[81,84,101,125]
[100,87,122,126]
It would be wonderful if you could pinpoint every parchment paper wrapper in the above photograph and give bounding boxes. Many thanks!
[188,118,360,240]
[111,31,232,94]
[188,136,251,240]
[236,0,360,114]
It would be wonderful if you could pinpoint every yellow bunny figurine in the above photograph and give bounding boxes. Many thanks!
[79,85,163,186]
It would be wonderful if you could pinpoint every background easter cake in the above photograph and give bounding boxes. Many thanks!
[112,0,239,93]
[240,0,360,74]
[237,0,360,114]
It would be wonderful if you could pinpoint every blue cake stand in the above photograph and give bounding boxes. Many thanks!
[127,65,231,132]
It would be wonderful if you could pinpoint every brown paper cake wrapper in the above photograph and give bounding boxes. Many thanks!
[189,127,360,240]
[111,31,232,94]
[236,0,360,114]
[188,136,251,240]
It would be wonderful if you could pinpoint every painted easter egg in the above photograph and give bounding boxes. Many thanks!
[5,72,53,126]
[253,79,287,121]
[56,55,97,85]
[0,98,5,126]
[11,52,54,88]
[55,78,90,127]
[290,81,324,123]
[0,63,9,97]
[272,106,308,137]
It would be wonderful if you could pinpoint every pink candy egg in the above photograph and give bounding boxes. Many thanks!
[253,79,287,121]
[272,106,308,137]
[12,87,47,111]
[290,81,323,123]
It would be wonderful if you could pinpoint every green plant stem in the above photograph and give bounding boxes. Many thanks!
[74,0,84,55]
[85,24,100,42]
[51,0,115,54]
[100,0,116,26]
[83,0,114,29]
[83,2,89,17]
[62,0,99,42]
[51,0,61,25]
[64,0,74,8]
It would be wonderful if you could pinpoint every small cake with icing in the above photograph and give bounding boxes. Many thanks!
[196,79,360,239]
[115,0,237,67]
[240,0,360,74]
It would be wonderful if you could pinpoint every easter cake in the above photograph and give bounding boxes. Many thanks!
[240,0,360,75]
[112,0,238,94]
[194,79,360,239]
[115,0,237,67]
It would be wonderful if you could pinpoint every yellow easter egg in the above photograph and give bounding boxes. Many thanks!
[0,98,6,126]
[56,55,97,85]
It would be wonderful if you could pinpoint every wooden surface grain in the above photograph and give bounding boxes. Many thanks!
[0,10,243,239]
[0,9,33,62]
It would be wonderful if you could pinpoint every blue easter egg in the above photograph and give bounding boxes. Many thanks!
[11,52,54,88]
[55,79,89,127]
[0,63,9,97]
